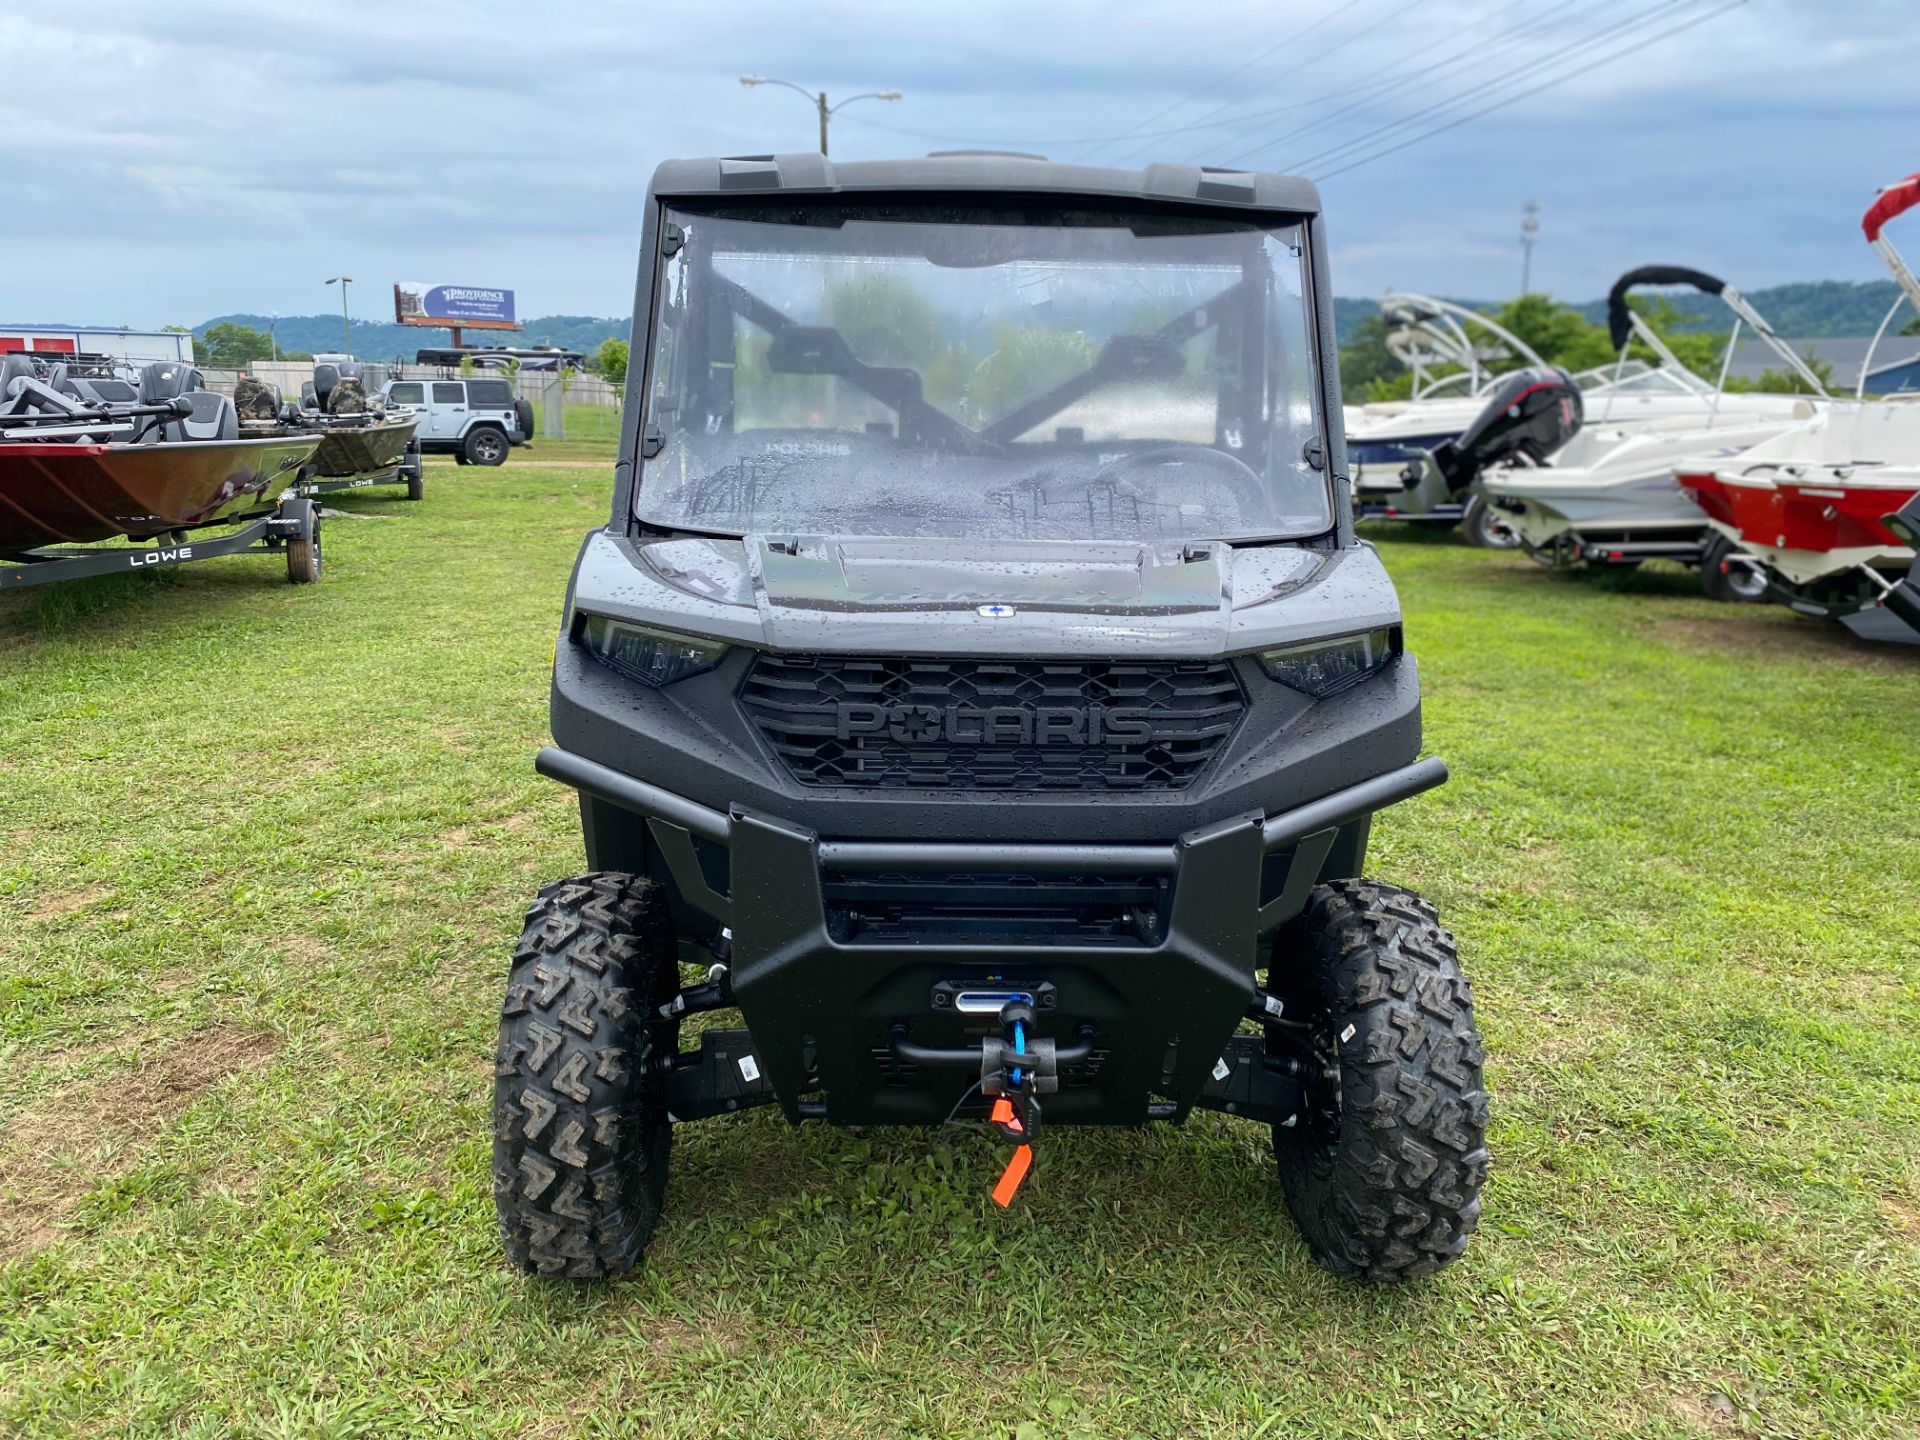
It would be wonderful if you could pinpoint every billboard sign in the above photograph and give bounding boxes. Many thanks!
[393,282,518,330]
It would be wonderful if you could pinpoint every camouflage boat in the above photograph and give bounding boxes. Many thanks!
[307,413,419,481]
[238,365,425,499]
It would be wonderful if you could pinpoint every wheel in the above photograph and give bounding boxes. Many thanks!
[1460,495,1521,550]
[406,471,424,501]
[1699,535,1767,603]
[1269,879,1488,1282]
[285,516,321,584]
[493,872,680,1279]
[465,426,508,466]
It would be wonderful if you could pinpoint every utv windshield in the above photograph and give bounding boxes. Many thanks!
[634,201,1331,543]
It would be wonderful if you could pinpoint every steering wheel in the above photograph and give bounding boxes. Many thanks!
[1088,444,1271,520]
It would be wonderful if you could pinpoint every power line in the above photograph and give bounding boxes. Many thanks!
[834,104,1315,151]
[830,0,1685,175]
[1312,0,1747,181]
[1283,0,1707,175]
[837,0,1574,163]
[1213,0,1589,166]
[1076,0,1371,163]
[1102,0,1426,167]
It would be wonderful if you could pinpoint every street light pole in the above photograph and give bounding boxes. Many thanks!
[739,76,903,157]
[325,276,353,355]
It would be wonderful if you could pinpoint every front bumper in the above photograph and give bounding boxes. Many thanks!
[537,746,1447,1125]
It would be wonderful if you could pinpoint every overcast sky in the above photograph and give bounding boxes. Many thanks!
[3,0,1914,329]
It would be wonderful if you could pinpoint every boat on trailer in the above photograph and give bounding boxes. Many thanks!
[1674,177,1920,643]
[1478,266,1829,592]
[0,357,325,589]
[236,361,424,500]
[1347,290,1803,547]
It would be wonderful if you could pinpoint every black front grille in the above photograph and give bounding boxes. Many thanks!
[740,655,1245,791]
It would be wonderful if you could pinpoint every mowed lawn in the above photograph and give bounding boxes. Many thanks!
[1,453,1916,1439]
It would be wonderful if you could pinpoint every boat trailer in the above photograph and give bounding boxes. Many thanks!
[0,493,324,590]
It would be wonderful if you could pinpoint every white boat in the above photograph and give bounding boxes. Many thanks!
[1672,177,1920,642]
[1348,288,1799,546]
[1477,266,1830,581]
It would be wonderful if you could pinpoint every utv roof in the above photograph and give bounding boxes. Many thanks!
[648,152,1323,217]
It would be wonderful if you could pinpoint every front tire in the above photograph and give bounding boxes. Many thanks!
[1271,880,1489,1282]
[493,873,680,1279]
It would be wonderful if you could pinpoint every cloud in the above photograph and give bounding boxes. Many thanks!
[3,0,1915,327]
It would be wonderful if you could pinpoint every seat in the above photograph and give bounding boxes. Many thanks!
[328,375,370,415]
[233,376,281,420]
[0,355,36,414]
[173,391,241,442]
[0,357,90,422]
[138,361,198,404]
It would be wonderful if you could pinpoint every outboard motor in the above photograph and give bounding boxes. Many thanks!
[1425,365,1582,495]
[311,363,342,411]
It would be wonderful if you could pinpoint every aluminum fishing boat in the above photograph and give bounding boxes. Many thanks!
[0,357,325,587]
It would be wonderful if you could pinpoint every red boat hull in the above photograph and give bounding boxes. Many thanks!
[1676,469,1917,554]
[0,434,321,555]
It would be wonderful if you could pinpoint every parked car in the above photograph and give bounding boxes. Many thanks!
[379,377,533,465]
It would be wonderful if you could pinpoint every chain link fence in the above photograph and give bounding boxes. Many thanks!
[203,359,629,445]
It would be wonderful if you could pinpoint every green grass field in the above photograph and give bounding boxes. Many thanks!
[2,452,1916,1438]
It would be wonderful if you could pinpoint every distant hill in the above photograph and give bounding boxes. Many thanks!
[195,313,631,362]
[1568,279,1906,338]
[196,279,1906,361]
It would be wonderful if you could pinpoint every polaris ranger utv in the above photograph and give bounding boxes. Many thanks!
[495,153,1488,1284]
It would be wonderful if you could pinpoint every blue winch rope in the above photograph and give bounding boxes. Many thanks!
[1011,1020,1026,1087]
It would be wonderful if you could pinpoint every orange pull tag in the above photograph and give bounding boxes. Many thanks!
[987,1098,1032,1207]
[992,1145,1033,1208]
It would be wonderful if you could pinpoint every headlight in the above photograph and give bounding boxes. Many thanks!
[1256,627,1399,697]
[578,614,728,687]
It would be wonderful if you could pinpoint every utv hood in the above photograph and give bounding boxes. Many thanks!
[569,531,1402,658]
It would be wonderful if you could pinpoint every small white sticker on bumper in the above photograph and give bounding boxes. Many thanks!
[1211,1057,1231,1083]
[737,1055,761,1083]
